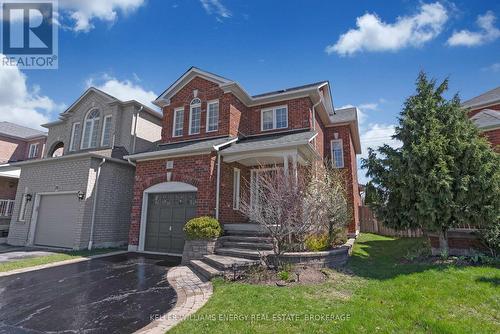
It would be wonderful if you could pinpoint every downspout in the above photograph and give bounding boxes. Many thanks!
[215,151,221,220]
[311,88,323,149]
[132,106,143,154]
[88,158,106,250]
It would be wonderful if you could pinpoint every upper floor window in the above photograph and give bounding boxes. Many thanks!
[28,143,38,159]
[189,98,201,135]
[261,105,288,131]
[69,122,81,151]
[81,109,100,149]
[172,107,184,137]
[101,115,113,147]
[206,100,219,132]
[331,139,344,168]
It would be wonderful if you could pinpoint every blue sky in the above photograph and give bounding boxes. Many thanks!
[1,0,499,182]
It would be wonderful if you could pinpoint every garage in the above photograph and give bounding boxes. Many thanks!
[34,193,79,248]
[145,192,196,254]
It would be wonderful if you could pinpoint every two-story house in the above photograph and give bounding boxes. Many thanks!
[0,122,47,239]
[462,86,500,151]
[125,67,361,255]
[4,88,162,249]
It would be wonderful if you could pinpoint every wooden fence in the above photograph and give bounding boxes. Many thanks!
[359,206,423,238]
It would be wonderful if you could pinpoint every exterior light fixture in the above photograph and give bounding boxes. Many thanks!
[77,191,85,200]
[25,193,32,201]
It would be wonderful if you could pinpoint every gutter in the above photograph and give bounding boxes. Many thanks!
[88,158,106,250]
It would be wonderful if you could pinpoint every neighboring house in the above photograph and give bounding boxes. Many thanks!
[462,86,500,151]
[3,88,162,249]
[0,122,47,240]
[125,67,361,255]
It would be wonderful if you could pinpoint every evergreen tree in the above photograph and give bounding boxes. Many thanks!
[362,72,500,253]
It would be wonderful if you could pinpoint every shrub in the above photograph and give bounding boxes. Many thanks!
[183,216,222,240]
[277,270,290,281]
[305,233,330,252]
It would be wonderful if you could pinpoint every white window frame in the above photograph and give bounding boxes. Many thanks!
[100,115,113,147]
[81,108,100,149]
[18,194,27,222]
[233,168,241,210]
[28,143,38,159]
[206,100,219,132]
[331,139,344,168]
[69,122,80,152]
[260,105,288,131]
[189,99,202,135]
[172,107,184,137]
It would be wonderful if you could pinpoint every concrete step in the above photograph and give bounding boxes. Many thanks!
[224,230,271,237]
[189,260,223,280]
[218,235,273,243]
[222,241,273,250]
[203,254,260,271]
[215,247,272,260]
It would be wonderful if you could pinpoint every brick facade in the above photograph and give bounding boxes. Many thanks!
[467,102,500,150]
[0,135,46,163]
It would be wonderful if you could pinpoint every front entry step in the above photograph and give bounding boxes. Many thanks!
[215,247,272,260]
[222,241,273,250]
[189,260,223,280]
[203,254,260,271]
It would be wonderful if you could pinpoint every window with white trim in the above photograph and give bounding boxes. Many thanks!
[261,105,288,131]
[331,139,344,168]
[206,100,219,132]
[81,109,100,149]
[172,107,184,137]
[233,168,241,210]
[101,115,112,146]
[28,143,38,159]
[189,98,201,135]
[69,122,81,151]
[18,194,28,222]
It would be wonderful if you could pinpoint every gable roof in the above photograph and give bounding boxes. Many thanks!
[462,86,500,109]
[0,122,47,140]
[42,87,162,128]
[470,109,500,130]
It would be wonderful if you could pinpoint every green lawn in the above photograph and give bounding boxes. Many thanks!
[0,248,121,273]
[170,233,500,334]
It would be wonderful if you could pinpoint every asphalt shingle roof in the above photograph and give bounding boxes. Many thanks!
[470,109,500,130]
[154,136,234,155]
[462,86,500,108]
[0,122,47,139]
[222,130,316,154]
[252,81,328,98]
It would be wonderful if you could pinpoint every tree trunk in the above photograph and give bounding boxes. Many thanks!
[439,229,449,257]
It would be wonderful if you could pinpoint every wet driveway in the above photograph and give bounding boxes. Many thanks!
[0,253,180,333]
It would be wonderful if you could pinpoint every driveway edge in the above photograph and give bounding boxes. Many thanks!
[135,266,213,334]
[0,250,128,277]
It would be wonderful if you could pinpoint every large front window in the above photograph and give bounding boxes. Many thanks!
[261,105,288,131]
[81,109,100,149]
[189,98,201,135]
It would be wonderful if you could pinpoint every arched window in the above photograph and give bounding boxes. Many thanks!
[81,109,100,149]
[189,98,201,135]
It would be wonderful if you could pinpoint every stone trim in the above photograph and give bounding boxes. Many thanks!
[135,266,212,334]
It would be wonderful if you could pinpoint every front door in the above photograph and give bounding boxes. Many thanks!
[145,192,197,254]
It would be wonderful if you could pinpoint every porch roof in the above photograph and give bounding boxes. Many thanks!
[221,130,317,155]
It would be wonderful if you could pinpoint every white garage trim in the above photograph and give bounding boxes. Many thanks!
[27,191,80,247]
[136,182,197,254]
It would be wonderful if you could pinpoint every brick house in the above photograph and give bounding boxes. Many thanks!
[2,88,162,249]
[0,122,47,239]
[125,67,361,255]
[462,86,500,151]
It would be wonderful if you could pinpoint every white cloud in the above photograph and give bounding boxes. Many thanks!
[0,56,63,130]
[482,62,500,73]
[447,11,500,47]
[60,0,145,32]
[327,2,448,56]
[200,0,231,20]
[87,74,158,110]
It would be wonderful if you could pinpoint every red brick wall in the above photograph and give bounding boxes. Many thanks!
[467,103,500,117]
[219,160,250,224]
[25,138,46,160]
[0,177,18,200]
[128,154,217,245]
[0,135,26,163]
[324,125,360,234]
[483,128,500,151]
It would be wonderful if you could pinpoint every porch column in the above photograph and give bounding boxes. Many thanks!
[292,153,298,183]
[283,154,289,175]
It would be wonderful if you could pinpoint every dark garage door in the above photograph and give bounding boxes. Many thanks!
[145,192,197,254]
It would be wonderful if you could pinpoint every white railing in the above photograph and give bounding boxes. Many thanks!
[0,199,15,217]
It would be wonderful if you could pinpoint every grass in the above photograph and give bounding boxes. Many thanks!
[0,248,120,273]
[170,233,500,334]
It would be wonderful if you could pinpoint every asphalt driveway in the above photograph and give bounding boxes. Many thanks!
[0,253,180,333]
